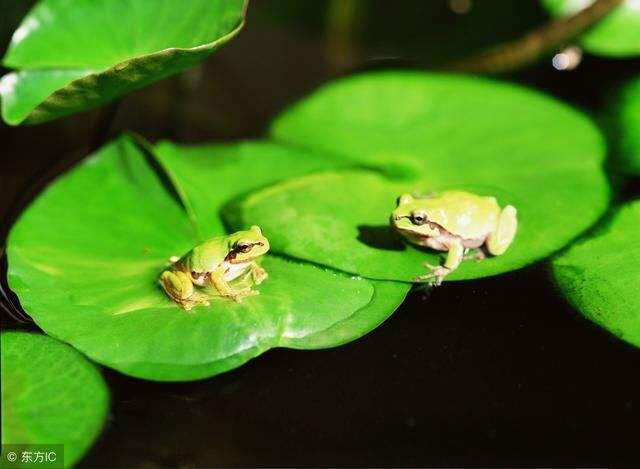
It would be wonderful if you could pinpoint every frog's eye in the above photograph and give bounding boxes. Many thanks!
[410,211,428,225]
[236,243,252,253]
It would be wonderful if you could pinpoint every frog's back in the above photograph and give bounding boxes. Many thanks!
[423,191,500,240]
[181,236,227,272]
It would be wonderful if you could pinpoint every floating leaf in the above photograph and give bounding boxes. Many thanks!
[152,140,345,237]
[289,279,409,350]
[270,72,607,175]
[152,139,410,349]
[228,72,610,282]
[541,0,640,57]
[7,135,408,381]
[1,331,109,467]
[552,201,640,347]
[0,0,247,125]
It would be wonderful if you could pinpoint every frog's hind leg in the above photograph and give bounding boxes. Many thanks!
[160,270,208,311]
[487,205,518,256]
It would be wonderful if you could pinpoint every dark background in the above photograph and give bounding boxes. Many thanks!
[1,1,639,467]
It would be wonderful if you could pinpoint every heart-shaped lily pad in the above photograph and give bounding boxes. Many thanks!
[151,139,409,349]
[552,201,640,347]
[0,0,246,125]
[7,135,409,381]
[152,140,346,238]
[611,76,640,174]
[228,72,610,282]
[1,331,109,467]
[541,0,640,57]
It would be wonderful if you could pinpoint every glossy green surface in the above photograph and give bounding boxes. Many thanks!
[153,140,344,238]
[152,139,409,350]
[612,76,640,174]
[7,135,408,381]
[0,0,246,125]
[289,279,409,350]
[541,0,640,57]
[230,72,610,282]
[1,331,109,468]
[553,201,640,348]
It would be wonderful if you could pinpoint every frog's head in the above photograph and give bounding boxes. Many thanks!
[390,194,440,239]
[226,225,270,263]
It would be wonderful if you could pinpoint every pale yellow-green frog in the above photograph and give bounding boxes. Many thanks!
[160,226,269,310]
[391,191,517,285]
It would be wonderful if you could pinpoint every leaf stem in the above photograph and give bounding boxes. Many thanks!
[445,0,623,74]
[325,0,362,72]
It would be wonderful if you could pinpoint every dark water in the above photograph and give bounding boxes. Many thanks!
[2,1,639,467]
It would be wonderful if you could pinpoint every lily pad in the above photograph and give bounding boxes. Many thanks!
[7,135,408,381]
[1,331,109,468]
[552,201,640,347]
[152,140,345,238]
[229,72,610,282]
[151,139,410,349]
[541,0,640,57]
[0,0,247,125]
[270,72,608,176]
[611,76,640,174]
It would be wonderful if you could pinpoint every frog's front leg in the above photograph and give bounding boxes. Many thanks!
[209,267,258,302]
[416,238,464,286]
[250,261,268,285]
[160,270,208,311]
[486,205,518,256]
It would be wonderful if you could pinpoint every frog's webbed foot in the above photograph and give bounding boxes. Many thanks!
[225,287,260,303]
[250,263,268,285]
[160,270,209,311]
[415,263,452,286]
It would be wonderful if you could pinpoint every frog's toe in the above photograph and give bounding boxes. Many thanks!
[417,264,451,286]
[226,288,259,303]
[252,267,268,285]
[415,273,442,286]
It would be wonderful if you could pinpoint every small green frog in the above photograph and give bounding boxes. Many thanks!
[160,226,270,310]
[391,191,517,285]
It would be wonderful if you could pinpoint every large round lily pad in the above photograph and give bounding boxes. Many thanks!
[228,72,610,282]
[0,0,247,125]
[1,331,109,467]
[7,135,408,381]
[541,0,640,57]
[552,201,640,348]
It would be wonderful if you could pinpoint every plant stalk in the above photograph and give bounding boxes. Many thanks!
[445,0,624,74]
